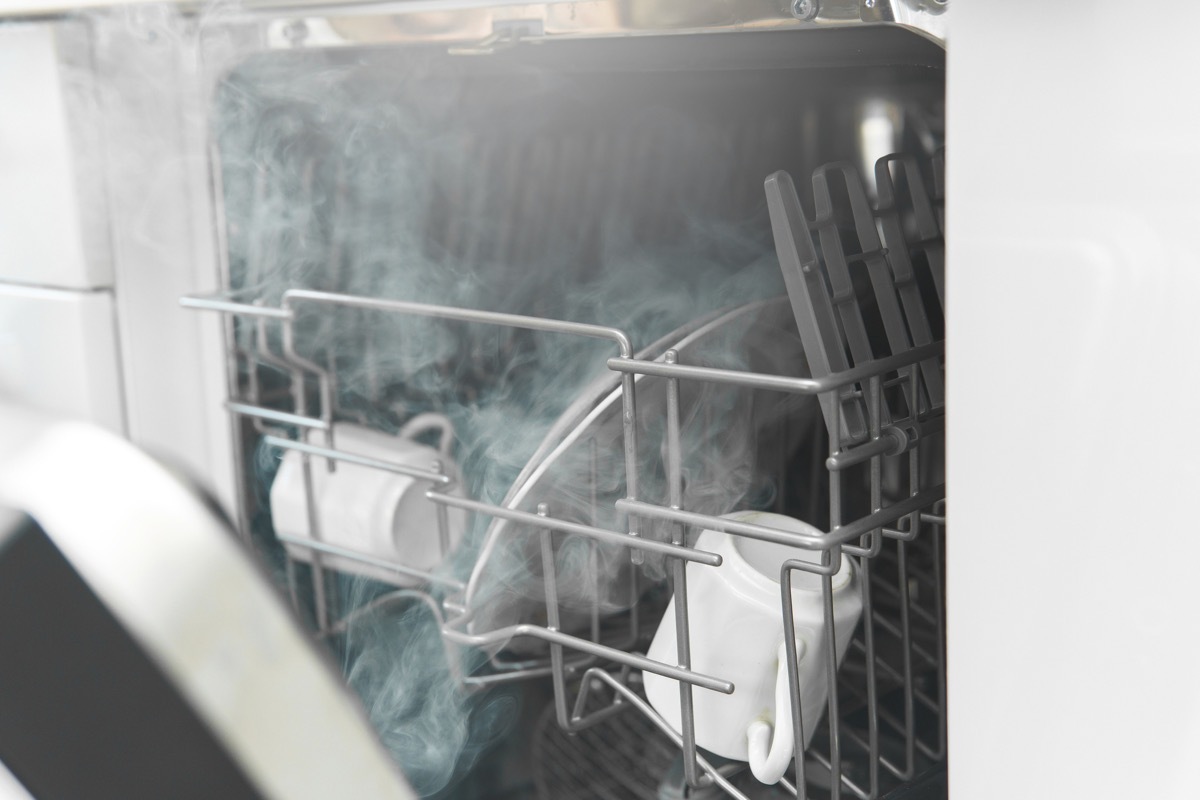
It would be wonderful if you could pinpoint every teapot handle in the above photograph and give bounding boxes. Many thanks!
[397,413,455,458]
[746,639,802,785]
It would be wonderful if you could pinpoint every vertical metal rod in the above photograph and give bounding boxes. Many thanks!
[826,390,843,800]
[281,315,337,472]
[830,392,843,547]
[432,460,451,557]
[868,375,883,552]
[931,501,947,759]
[255,314,294,377]
[664,350,700,787]
[300,453,330,632]
[319,375,337,474]
[588,437,601,645]
[782,566,808,800]
[857,557,878,799]
[619,368,643,565]
[896,540,916,780]
[897,365,920,779]
[539,504,569,730]
[823,571,843,800]
[287,341,329,633]
[617,353,640,653]
[244,330,264,441]
[318,306,343,632]
[244,344,266,435]
[906,365,922,544]
[627,557,641,647]
[862,377,882,797]
[666,351,684,514]
[224,341,253,540]
[672,545,699,787]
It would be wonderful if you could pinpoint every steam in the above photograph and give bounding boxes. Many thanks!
[338,586,518,797]
[79,9,815,794]
[213,44,807,795]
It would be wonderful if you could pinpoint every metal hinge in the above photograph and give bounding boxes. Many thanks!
[447,19,545,56]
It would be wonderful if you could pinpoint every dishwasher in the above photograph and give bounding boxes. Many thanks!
[0,3,1195,800]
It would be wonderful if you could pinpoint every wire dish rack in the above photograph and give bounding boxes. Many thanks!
[182,151,946,800]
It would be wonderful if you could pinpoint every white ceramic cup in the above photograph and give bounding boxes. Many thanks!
[270,415,467,587]
[643,511,863,785]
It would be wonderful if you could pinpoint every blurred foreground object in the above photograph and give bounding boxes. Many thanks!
[0,402,415,800]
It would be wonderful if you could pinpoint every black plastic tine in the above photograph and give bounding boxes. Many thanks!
[765,170,867,443]
[810,165,878,372]
[875,153,945,411]
[813,162,915,429]
[929,148,946,303]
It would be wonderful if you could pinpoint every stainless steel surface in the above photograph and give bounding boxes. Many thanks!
[69,0,948,50]
[124,2,951,790]
[179,142,946,797]
[256,0,946,51]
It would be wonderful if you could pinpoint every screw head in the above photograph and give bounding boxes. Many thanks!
[791,0,818,21]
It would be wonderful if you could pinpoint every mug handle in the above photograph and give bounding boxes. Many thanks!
[397,413,455,458]
[746,639,803,785]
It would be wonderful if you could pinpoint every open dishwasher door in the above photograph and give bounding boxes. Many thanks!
[0,402,415,800]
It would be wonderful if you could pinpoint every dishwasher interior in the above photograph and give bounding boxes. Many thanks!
[187,27,947,800]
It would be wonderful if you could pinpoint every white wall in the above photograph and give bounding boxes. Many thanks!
[947,5,1200,798]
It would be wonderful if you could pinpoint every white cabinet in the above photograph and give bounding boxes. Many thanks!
[0,283,124,433]
[0,22,111,290]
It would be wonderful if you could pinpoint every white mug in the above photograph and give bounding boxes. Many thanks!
[643,511,862,785]
[270,415,467,586]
